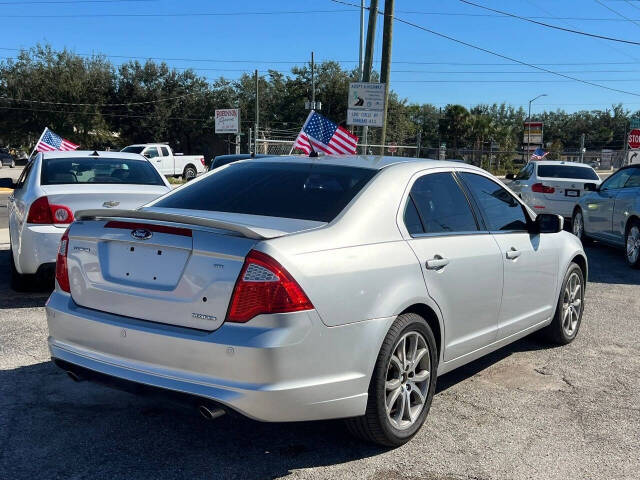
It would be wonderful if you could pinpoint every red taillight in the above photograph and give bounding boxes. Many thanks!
[55,228,70,292]
[531,183,555,194]
[27,196,74,224]
[226,250,313,323]
[200,156,205,166]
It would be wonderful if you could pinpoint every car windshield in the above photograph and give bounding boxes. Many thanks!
[537,164,599,180]
[41,157,166,186]
[121,146,145,154]
[154,162,377,222]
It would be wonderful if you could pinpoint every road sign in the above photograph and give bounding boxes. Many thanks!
[388,143,398,154]
[629,128,640,149]
[347,82,385,127]
[215,109,239,134]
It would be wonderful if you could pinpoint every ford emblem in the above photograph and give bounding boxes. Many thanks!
[131,228,152,240]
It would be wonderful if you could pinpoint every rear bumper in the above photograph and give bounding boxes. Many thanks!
[46,291,393,422]
[16,224,65,274]
[522,192,578,218]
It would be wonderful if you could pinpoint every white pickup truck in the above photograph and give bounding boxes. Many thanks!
[121,144,206,180]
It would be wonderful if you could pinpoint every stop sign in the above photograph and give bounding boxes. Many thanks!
[629,129,640,149]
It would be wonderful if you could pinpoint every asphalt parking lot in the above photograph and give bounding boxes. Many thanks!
[1,171,638,479]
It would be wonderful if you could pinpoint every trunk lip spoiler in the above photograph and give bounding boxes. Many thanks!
[74,209,267,240]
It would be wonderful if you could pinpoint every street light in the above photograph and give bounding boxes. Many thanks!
[527,93,547,162]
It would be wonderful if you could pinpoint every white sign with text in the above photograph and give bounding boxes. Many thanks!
[215,108,239,134]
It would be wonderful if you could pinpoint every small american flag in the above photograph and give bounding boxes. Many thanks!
[293,111,358,155]
[36,128,79,152]
[530,147,548,160]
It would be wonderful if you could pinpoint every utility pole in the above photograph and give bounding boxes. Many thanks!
[623,121,629,166]
[361,0,379,154]
[311,51,315,108]
[254,69,259,156]
[359,0,365,80]
[379,0,395,155]
[580,133,585,163]
[526,93,547,163]
[248,127,252,155]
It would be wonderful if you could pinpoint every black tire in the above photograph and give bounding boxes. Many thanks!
[9,245,29,292]
[345,313,438,447]
[571,208,592,245]
[625,218,640,269]
[539,262,585,345]
[182,165,197,181]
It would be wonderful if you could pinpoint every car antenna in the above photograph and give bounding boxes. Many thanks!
[308,143,318,158]
[89,150,99,156]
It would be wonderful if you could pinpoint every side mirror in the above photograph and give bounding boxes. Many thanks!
[0,177,15,189]
[584,183,597,192]
[505,173,515,180]
[535,213,564,234]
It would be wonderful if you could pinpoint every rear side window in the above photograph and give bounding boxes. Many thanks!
[624,167,640,188]
[406,172,478,234]
[160,147,169,156]
[41,157,166,186]
[154,162,377,222]
[537,164,599,180]
[515,163,534,180]
[459,172,528,231]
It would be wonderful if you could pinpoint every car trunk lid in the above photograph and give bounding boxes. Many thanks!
[536,178,599,202]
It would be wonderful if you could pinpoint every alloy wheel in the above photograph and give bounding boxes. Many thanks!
[562,271,583,336]
[385,331,431,430]
[572,211,583,239]
[627,226,640,265]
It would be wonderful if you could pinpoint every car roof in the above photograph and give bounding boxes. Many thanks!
[532,160,594,168]
[40,150,147,161]
[246,154,480,172]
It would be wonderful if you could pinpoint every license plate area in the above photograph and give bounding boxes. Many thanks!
[99,241,190,290]
[565,189,580,197]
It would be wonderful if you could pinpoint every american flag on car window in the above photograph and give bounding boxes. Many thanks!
[292,111,358,155]
[36,128,79,152]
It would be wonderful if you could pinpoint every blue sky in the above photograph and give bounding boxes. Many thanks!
[4,0,640,113]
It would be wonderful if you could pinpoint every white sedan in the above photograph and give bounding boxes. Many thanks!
[508,161,601,219]
[5,150,171,290]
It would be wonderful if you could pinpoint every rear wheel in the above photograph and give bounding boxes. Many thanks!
[625,219,640,269]
[182,165,197,181]
[571,208,591,245]
[345,313,438,447]
[540,262,584,345]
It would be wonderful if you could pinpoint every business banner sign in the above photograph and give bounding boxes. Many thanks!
[523,121,543,144]
[215,109,239,134]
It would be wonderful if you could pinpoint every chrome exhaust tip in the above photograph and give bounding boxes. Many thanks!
[66,370,82,382]
[198,405,226,421]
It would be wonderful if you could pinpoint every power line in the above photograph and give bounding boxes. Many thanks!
[594,0,640,30]
[332,1,640,97]
[460,0,640,46]
[0,104,211,121]
[0,0,154,3]
[0,9,358,18]
[0,92,205,106]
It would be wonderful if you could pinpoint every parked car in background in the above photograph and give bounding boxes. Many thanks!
[121,143,205,180]
[0,147,16,168]
[4,151,171,290]
[507,161,601,219]
[572,164,640,268]
[47,156,586,447]
[208,153,272,171]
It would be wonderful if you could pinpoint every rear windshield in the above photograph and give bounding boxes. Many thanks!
[537,164,599,180]
[121,146,144,154]
[154,162,377,222]
[41,157,166,186]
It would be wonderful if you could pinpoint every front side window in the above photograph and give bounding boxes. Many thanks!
[41,158,166,185]
[153,162,377,223]
[459,172,528,231]
[121,146,144,154]
[406,172,478,234]
[601,169,633,191]
[624,167,640,188]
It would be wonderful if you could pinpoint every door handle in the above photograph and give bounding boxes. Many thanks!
[426,255,449,270]
[506,247,521,260]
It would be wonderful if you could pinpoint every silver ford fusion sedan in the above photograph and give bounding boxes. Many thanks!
[46,156,587,446]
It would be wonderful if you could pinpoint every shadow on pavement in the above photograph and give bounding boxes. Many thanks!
[0,362,386,480]
[584,243,640,286]
[0,248,51,308]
